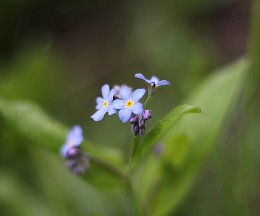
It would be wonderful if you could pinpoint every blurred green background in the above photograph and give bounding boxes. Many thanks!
[0,0,259,215]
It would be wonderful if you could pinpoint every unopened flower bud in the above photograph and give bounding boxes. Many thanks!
[131,123,140,136]
[129,110,152,136]
[130,115,138,124]
[140,127,146,135]
[66,150,89,174]
[65,147,80,159]
[138,118,145,127]
[142,110,151,120]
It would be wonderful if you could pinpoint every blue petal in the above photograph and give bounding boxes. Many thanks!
[60,143,70,157]
[157,80,170,86]
[120,87,131,101]
[101,84,110,99]
[61,125,83,156]
[119,108,132,123]
[66,130,74,141]
[96,97,104,109]
[71,125,84,145]
[150,76,159,84]
[91,108,107,121]
[132,89,146,102]
[112,99,125,109]
[108,88,116,103]
[66,126,80,142]
[108,106,117,115]
[135,73,148,82]
[132,102,144,115]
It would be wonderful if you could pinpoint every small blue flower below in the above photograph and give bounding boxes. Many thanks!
[60,125,84,157]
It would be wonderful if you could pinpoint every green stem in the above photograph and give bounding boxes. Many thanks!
[129,136,139,167]
[87,154,140,215]
[143,89,153,109]
[126,177,141,216]
[86,153,129,183]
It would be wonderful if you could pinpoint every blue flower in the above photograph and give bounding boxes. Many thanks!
[135,73,170,87]
[61,125,84,157]
[112,87,146,123]
[91,84,117,121]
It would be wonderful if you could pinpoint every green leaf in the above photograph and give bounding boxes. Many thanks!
[163,134,188,167]
[147,58,248,216]
[0,47,66,111]
[134,58,248,216]
[29,147,127,216]
[0,98,67,150]
[134,104,201,167]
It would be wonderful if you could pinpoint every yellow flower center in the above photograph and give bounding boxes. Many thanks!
[126,100,133,108]
[103,100,109,108]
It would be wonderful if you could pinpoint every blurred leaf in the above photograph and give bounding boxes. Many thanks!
[163,134,188,167]
[29,147,127,216]
[137,58,248,216]
[134,104,201,167]
[160,0,235,17]
[0,98,125,188]
[249,0,260,83]
[0,47,65,111]
[0,172,31,216]
[0,98,67,150]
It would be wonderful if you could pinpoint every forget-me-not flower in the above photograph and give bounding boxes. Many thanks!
[60,125,84,157]
[112,87,146,123]
[91,84,117,121]
[135,73,170,87]
[61,125,89,174]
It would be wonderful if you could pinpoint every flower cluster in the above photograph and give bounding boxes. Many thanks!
[91,73,170,135]
[60,73,170,174]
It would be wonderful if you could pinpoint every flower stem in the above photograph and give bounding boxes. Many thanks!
[129,136,140,167]
[126,177,141,216]
[86,153,129,183]
[85,153,141,215]
[143,88,153,109]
